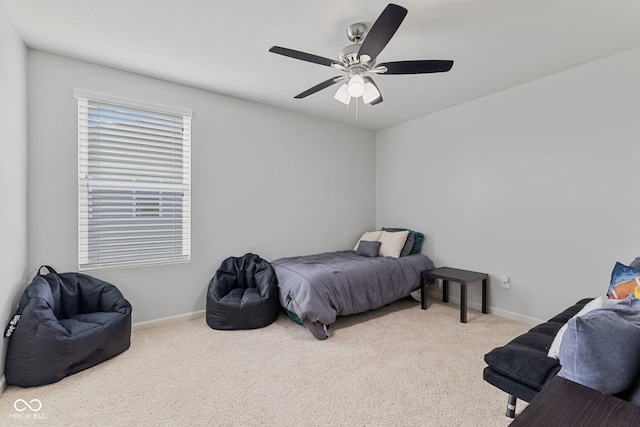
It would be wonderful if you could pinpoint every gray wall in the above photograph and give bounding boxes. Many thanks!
[376,46,640,324]
[9,15,640,362]
[0,4,28,384]
[27,50,375,323]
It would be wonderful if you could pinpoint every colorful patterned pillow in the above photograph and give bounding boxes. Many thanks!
[607,262,640,300]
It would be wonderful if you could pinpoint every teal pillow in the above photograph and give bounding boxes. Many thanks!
[285,309,302,324]
[382,227,424,254]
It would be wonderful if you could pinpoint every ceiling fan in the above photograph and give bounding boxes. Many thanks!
[269,3,454,106]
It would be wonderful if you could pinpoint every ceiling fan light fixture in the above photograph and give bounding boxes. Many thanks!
[334,83,351,105]
[362,81,381,104]
[347,74,365,98]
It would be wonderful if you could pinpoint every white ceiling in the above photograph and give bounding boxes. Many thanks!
[3,0,640,131]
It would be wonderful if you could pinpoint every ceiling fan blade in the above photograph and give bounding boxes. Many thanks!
[269,46,337,67]
[294,76,344,99]
[358,3,408,61]
[377,60,454,75]
[363,77,383,105]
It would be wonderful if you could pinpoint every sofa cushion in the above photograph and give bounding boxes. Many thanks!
[484,331,561,391]
[547,299,593,323]
[484,298,593,392]
[558,296,640,395]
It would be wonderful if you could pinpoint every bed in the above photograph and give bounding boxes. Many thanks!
[272,229,435,339]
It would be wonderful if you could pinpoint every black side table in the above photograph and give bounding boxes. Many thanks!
[421,267,488,323]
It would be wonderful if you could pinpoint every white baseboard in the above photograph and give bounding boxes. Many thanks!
[425,290,542,326]
[489,306,542,326]
[132,310,205,332]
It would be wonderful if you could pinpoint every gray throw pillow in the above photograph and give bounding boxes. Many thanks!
[558,297,640,395]
[400,233,415,257]
[356,240,381,257]
[623,374,640,406]
[630,257,640,269]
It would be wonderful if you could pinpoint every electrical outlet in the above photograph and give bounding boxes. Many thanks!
[501,275,511,289]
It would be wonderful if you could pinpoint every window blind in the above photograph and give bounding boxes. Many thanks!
[76,90,191,270]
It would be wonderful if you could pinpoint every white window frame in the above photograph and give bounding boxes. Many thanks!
[75,88,192,270]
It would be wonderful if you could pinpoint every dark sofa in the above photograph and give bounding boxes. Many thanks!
[483,298,593,417]
[484,257,640,418]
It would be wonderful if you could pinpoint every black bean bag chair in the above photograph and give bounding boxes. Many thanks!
[206,253,279,330]
[4,266,132,388]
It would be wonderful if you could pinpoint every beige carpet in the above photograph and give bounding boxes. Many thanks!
[0,299,530,426]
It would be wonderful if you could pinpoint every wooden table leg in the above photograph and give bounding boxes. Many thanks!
[421,275,427,310]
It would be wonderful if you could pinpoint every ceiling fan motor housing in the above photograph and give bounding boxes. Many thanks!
[338,44,362,66]
[346,22,367,43]
[340,23,375,68]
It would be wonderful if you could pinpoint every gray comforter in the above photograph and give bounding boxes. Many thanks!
[272,250,434,339]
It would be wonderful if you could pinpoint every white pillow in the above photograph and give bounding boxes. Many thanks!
[378,230,409,258]
[353,231,383,250]
[547,296,621,359]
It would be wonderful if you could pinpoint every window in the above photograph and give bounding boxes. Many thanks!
[75,89,191,270]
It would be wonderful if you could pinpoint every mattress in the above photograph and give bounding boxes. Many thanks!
[272,250,434,339]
